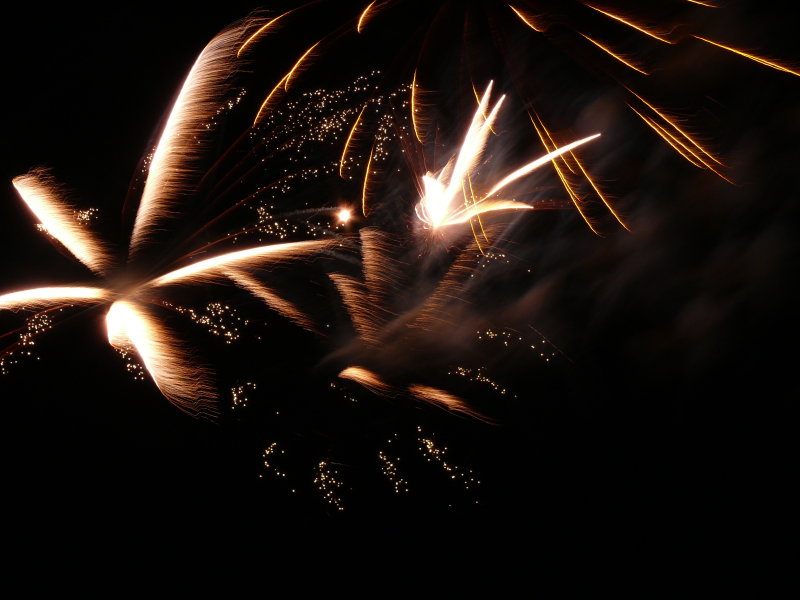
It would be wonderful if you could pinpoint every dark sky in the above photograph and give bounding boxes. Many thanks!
[1,1,797,559]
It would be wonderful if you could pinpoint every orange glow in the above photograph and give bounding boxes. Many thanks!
[338,366,393,395]
[694,35,800,77]
[408,384,486,420]
[337,208,352,223]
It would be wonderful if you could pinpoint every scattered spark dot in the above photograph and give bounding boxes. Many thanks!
[314,460,346,512]
[231,381,257,410]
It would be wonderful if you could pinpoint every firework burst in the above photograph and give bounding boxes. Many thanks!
[0,19,334,419]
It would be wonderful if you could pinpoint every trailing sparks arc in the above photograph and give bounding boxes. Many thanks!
[0,20,332,419]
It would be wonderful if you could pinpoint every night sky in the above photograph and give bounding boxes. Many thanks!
[1,1,797,559]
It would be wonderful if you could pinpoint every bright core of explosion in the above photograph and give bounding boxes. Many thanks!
[415,82,600,229]
[338,208,352,223]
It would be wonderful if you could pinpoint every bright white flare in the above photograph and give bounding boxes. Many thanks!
[0,287,108,311]
[414,82,601,229]
[149,240,330,287]
[129,24,246,256]
[13,172,114,275]
[337,208,352,223]
[106,300,218,418]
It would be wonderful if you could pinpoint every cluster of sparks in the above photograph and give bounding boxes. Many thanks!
[1,2,797,510]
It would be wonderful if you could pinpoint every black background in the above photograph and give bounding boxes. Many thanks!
[0,1,797,564]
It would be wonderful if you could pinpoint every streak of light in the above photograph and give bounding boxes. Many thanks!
[253,40,321,125]
[13,172,114,275]
[508,4,546,33]
[578,33,650,74]
[625,87,723,165]
[106,300,218,419]
[237,9,296,56]
[582,3,674,44]
[483,134,601,199]
[338,366,394,396]
[150,240,330,286]
[284,40,321,90]
[225,268,317,333]
[627,105,734,183]
[130,24,244,255]
[693,35,800,77]
[340,105,367,177]
[0,287,108,311]
[411,70,423,143]
[530,114,628,230]
[415,83,601,229]
[408,384,490,422]
[362,144,376,216]
[357,1,379,33]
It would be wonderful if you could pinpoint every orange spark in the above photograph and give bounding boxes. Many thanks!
[583,3,674,44]
[357,1,378,33]
[361,144,375,217]
[408,384,486,421]
[579,33,650,74]
[338,366,393,396]
[628,105,734,183]
[253,40,321,125]
[283,40,321,90]
[411,70,424,143]
[237,9,296,57]
[340,105,366,177]
[508,4,546,33]
[694,35,800,77]
[531,114,628,231]
[626,88,723,165]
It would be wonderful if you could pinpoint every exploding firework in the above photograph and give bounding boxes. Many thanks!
[1,2,796,521]
[0,20,335,419]
[233,0,799,236]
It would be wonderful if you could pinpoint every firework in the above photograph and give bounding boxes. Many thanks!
[0,20,333,418]
[234,0,799,237]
